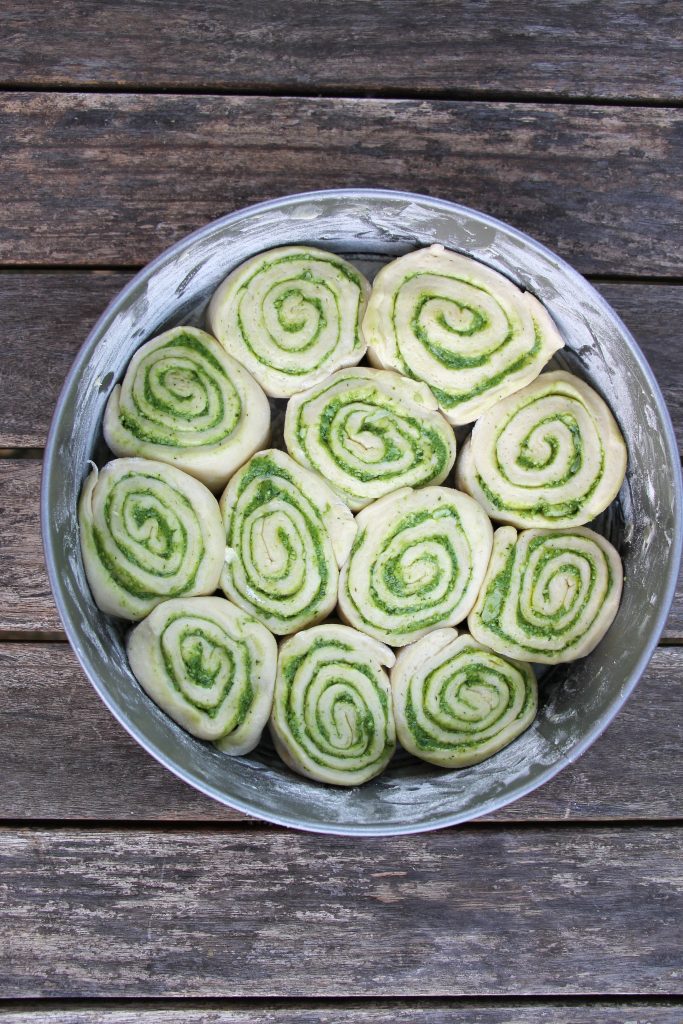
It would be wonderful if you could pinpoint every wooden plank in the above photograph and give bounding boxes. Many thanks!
[667,569,683,640]
[0,271,133,448]
[0,1001,680,1023]
[1,824,681,996]
[1,1,681,102]
[0,461,61,633]
[1,275,682,451]
[0,641,239,822]
[3,457,682,638]
[0,642,681,823]
[599,284,683,456]
[0,94,680,274]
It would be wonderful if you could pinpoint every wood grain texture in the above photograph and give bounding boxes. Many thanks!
[1,94,680,274]
[1,825,681,997]
[0,461,60,632]
[1,275,682,450]
[0,642,681,823]
[667,569,683,639]
[2,457,682,638]
[1,2,680,1014]
[0,1001,680,1023]
[1,1,681,102]
[0,271,133,448]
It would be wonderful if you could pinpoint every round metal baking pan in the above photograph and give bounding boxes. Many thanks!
[42,189,682,835]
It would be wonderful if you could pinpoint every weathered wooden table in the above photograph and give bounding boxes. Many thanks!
[1,3,681,1021]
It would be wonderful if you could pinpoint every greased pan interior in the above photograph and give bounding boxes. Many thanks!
[42,189,682,836]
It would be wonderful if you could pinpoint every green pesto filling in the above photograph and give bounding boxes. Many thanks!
[479,542,516,628]
[160,332,227,372]
[120,332,241,446]
[428,321,544,409]
[93,528,164,601]
[350,506,472,633]
[410,293,508,370]
[227,457,331,620]
[382,549,443,599]
[130,501,176,553]
[315,687,376,749]
[96,478,202,599]
[514,414,583,478]
[514,537,598,637]
[479,448,603,520]
[479,535,612,649]
[93,521,198,601]
[274,289,327,334]
[237,308,327,374]
[281,637,352,685]
[103,480,192,569]
[404,665,524,752]
[143,369,216,418]
[300,391,449,486]
[241,251,363,290]
[404,656,535,751]
[281,640,391,770]
[160,617,254,722]
[235,253,363,374]
[477,475,584,520]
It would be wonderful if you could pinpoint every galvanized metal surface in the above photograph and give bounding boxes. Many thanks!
[41,189,683,835]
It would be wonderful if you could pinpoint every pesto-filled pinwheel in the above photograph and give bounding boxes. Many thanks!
[468,525,623,664]
[127,596,277,755]
[270,623,396,786]
[338,486,493,647]
[284,366,456,510]
[103,326,270,493]
[364,244,564,424]
[207,246,371,398]
[391,628,537,768]
[79,458,225,621]
[456,371,627,529]
[220,449,357,635]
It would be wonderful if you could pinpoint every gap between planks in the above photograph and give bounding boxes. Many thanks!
[2,266,683,284]
[0,819,680,834]
[0,994,681,1016]
[1,82,683,108]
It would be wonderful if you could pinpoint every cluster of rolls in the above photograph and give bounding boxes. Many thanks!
[79,244,627,786]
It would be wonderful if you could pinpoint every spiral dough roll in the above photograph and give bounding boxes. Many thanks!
[270,623,396,786]
[338,486,493,647]
[456,371,627,528]
[364,245,564,425]
[220,449,357,635]
[284,366,457,510]
[468,525,623,664]
[103,326,270,493]
[208,246,371,398]
[79,458,225,621]
[391,628,537,768]
[127,596,277,755]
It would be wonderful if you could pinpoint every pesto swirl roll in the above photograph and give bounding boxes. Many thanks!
[270,623,396,786]
[456,371,627,528]
[220,449,357,635]
[127,596,277,755]
[338,486,493,647]
[391,628,537,768]
[103,326,270,493]
[468,525,623,664]
[79,458,225,621]
[284,366,457,510]
[207,246,371,398]
[364,245,564,424]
